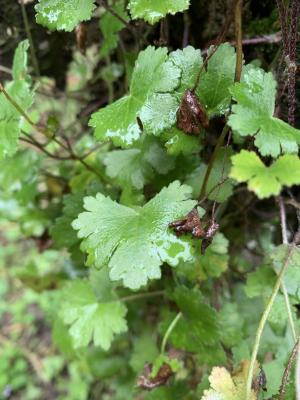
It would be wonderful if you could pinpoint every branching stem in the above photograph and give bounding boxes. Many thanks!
[198,125,230,201]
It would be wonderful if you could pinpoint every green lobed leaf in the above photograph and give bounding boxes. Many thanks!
[196,43,236,116]
[129,333,159,372]
[50,192,84,248]
[0,150,40,205]
[72,181,196,289]
[228,66,300,156]
[163,126,201,156]
[230,150,300,198]
[245,266,276,298]
[35,0,96,31]
[99,2,129,57]
[104,137,175,189]
[128,0,190,24]
[169,46,203,96]
[177,233,229,281]
[173,286,220,346]
[89,46,181,147]
[60,271,127,350]
[0,41,33,159]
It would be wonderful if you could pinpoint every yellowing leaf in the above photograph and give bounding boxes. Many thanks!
[230,150,300,198]
[201,361,258,400]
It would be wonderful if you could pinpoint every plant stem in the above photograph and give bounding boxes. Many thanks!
[246,245,295,400]
[161,312,182,354]
[278,196,297,342]
[121,290,165,303]
[0,82,106,182]
[20,0,40,77]
[279,337,299,400]
[296,340,300,399]
[198,124,230,200]
[234,0,243,82]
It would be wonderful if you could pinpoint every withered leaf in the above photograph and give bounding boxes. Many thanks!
[169,208,206,238]
[169,209,219,254]
[176,89,209,135]
[137,363,173,391]
[200,219,219,254]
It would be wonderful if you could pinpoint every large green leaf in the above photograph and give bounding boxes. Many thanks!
[72,181,196,289]
[35,0,96,31]
[60,270,127,350]
[128,0,190,24]
[89,46,181,147]
[229,67,300,156]
[0,40,33,159]
[230,150,300,198]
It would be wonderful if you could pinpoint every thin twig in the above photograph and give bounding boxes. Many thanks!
[99,0,138,38]
[279,338,299,400]
[0,82,106,182]
[121,290,165,303]
[234,0,243,82]
[20,0,40,77]
[279,196,289,245]
[287,0,299,126]
[182,12,191,48]
[278,196,297,342]
[161,312,182,354]
[198,125,230,201]
[20,136,72,160]
[193,2,233,90]
[246,244,296,400]
[296,340,300,399]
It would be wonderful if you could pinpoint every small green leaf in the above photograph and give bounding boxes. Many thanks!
[196,43,236,116]
[0,41,33,159]
[72,181,196,289]
[173,286,220,346]
[229,66,300,156]
[51,193,84,248]
[130,333,159,372]
[60,276,127,350]
[169,46,203,95]
[245,266,276,298]
[128,0,190,24]
[186,147,234,202]
[163,127,201,155]
[230,150,300,198]
[99,2,129,57]
[12,39,30,82]
[35,0,96,31]
[104,137,175,189]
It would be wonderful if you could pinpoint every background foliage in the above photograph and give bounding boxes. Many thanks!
[0,0,300,399]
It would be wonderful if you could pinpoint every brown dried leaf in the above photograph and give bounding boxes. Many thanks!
[137,363,173,391]
[169,208,206,238]
[176,89,209,135]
